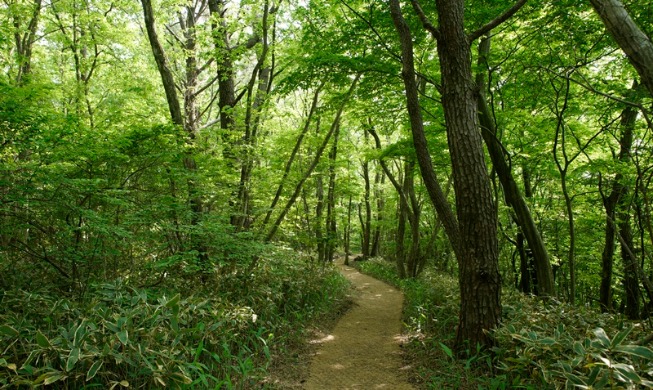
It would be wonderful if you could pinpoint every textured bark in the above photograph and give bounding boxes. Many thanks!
[435,0,500,349]
[476,37,555,296]
[390,0,500,349]
[388,0,460,257]
[589,0,653,97]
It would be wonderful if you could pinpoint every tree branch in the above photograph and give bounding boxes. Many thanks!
[468,0,527,43]
[409,0,440,41]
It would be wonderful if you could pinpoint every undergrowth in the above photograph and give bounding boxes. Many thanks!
[0,248,349,389]
[356,257,653,389]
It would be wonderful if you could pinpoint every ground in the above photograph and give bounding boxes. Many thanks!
[301,258,414,389]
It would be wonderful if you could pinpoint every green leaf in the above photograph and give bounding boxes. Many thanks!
[0,325,19,337]
[117,330,128,346]
[593,328,610,348]
[35,331,51,348]
[613,363,640,383]
[66,347,80,371]
[573,341,585,356]
[165,294,181,309]
[610,327,632,348]
[73,321,87,347]
[86,360,103,381]
[564,372,587,386]
[43,372,66,385]
[439,342,454,359]
[614,344,653,360]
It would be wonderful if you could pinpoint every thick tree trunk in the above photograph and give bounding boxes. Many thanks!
[435,0,500,349]
[476,36,555,296]
[390,0,500,349]
[589,0,653,97]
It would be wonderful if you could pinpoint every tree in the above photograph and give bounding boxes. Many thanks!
[388,0,529,349]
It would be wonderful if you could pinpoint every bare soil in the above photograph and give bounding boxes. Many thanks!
[302,258,414,389]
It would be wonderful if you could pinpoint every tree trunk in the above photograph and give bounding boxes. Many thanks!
[344,195,352,266]
[325,124,339,262]
[13,0,42,85]
[261,85,323,230]
[371,169,383,257]
[476,35,555,296]
[315,170,325,262]
[600,88,638,312]
[390,0,501,349]
[589,0,653,97]
[361,158,372,259]
[265,75,359,242]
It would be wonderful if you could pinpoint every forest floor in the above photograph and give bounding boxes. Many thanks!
[300,258,415,389]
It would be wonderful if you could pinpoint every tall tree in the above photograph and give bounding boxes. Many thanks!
[389,0,529,349]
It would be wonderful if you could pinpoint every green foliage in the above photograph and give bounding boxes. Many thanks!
[357,258,653,389]
[0,251,350,388]
[493,292,653,389]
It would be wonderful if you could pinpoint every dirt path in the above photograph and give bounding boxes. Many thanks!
[303,259,414,389]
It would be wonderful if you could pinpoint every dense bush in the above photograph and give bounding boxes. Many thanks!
[356,257,653,389]
[0,251,350,389]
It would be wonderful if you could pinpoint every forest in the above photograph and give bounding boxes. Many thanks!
[1,0,653,388]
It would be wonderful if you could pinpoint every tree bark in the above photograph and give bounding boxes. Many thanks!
[390,0,501,349]
[589,0,653,97]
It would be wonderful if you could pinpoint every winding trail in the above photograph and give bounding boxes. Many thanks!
[304,259,414,389]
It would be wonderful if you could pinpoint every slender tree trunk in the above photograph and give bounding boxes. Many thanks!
[600,89,639,312]
[361,159,371,258]
[326,125,340,262]
[13,0,42,85]
[371,169,383,257]
[344,195,352,266]
[265,76,360,242]
[476,35,555,296]
[141,0,207,268]
[261,86,323,230]
[316,171,325,262]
